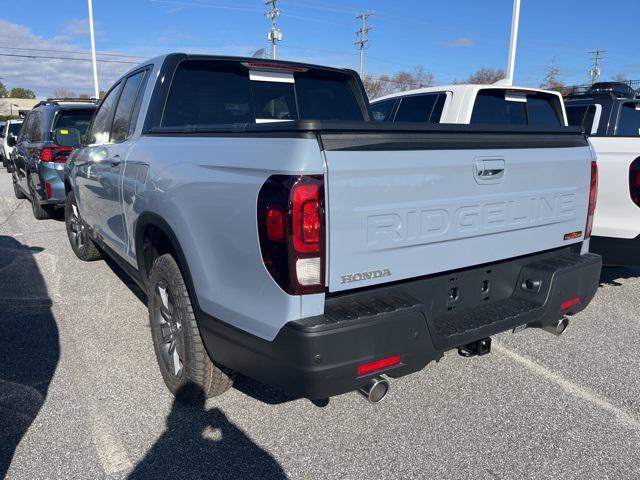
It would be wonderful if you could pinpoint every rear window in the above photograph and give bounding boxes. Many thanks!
[470,89,563,127]
[54,109,96,136]
[161,60,364,127]
[566,104,597,133]
[8,122,22,136]
[617,103,640,136]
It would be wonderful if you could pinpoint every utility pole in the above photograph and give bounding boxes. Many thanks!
[355,11,373,78]
[87,0,100,98]
[505,0,521,86]
[265,0,282,60]
[589,50,606,84]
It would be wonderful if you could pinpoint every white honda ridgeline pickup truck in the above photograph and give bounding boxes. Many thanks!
[60,54,601,404]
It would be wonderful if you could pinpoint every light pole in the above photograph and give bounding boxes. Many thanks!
[505,0,521,86]
[87,0,100,98]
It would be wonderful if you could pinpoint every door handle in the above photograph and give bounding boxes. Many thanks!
[477,167,504,177]
[474,158,506,184]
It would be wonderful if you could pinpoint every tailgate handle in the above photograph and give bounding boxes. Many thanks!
[474,159,505,183]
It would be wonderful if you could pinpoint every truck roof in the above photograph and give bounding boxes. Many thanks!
[371,84,562,104]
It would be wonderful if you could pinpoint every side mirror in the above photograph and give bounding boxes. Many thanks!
[53,127,82,148]
[7,134,17,147]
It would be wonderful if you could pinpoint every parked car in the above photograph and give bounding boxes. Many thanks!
[564,82,640,265]
[1,119,24,172]
[370,83,566,127]
[63,54,601,404]
[10,99,97,219]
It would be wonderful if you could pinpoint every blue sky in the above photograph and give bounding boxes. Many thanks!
[1,0,639,96]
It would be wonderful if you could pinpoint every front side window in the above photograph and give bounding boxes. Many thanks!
[87,83,122,144]
[617,103,640,136]
[111,70,147,142]
[370,99,395,121]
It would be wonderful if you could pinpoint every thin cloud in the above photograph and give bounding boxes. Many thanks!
[444,37,475,48]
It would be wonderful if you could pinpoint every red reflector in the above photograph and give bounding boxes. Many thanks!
[45,182,52,199]
[266,207,286,243]
[40,147,54,162]
[561,297,581,311]
[292,182,321,253]
[357,355,401,376]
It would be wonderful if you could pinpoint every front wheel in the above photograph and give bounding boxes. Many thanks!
[65,191,102,261]
[148,253,234,402]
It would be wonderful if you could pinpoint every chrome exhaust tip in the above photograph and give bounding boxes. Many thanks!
[543,317,569,336]
[358,377,390,404]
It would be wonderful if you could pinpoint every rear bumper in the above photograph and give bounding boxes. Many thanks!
[37,163,66,205]
[590,235,640,266]
[197,248,601,400]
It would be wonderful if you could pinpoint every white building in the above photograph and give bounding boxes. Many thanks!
[0,98,39,117]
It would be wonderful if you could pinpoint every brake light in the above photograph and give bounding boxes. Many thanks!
[585,160,598,238]
[258,175,325,295]
[357,355,401,376]
[40,145,73,163]
[629,157,640,207]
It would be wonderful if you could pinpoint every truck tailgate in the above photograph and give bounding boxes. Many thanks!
[322,131,592,292]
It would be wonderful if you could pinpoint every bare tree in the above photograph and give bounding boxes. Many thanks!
[540,58,566,94]
[458,67,506,85]
[363,67,434,100]
[612,73,628,82]
[53,89,78,98]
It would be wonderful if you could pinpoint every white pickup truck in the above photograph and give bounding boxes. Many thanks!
[61,55,600,403]
[564,82,640,265]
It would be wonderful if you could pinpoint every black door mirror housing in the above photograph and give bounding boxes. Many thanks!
[53,127,82,148]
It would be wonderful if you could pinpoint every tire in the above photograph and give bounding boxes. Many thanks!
[65,191,102,261]
[28,175,52,220]
[148,253,234,402]
[12,172,26,199]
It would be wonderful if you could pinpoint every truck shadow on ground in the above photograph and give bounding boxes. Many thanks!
[0,235,59,478]
[599,266,640,286]
[128,384,288,480]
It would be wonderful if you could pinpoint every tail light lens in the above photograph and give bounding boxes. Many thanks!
[258,175,325,295]
[40,145,73,163]
[629,157,640,207]
[585,160,598,239]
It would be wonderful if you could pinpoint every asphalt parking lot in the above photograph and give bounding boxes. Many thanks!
[0,169,639,480]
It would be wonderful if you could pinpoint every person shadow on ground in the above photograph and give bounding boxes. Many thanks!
[0,235,59,478]
[128,384,288,480]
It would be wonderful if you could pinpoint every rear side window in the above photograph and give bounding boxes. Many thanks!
[30,112,45,142]
[370,99,395,121]
[617,103,640,136]
[470,89,563,127]
[161,60,365,127]
[111,70,147,142]
[566,105,597,133]
[54,109,96,137]
[394,93,444,123]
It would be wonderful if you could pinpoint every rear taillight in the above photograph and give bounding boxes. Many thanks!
[258,175,325,295]
[40,145,73,163]
[585,160,598,239]
[629,157,640,207]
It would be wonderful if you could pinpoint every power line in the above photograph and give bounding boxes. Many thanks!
[589,49,606,84]
[265,0,282,59]
[355,11,373,77]
[0,52,138,64]
[0,45,145,59]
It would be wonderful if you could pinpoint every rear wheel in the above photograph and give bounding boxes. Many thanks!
[12,172,25,199]
[28,175,52,220]
[65,191,102,261]
[148,253,234,402]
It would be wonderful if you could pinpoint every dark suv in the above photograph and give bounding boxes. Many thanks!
[10,99,97,219]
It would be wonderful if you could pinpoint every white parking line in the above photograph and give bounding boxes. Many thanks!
[493,342,640,431]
